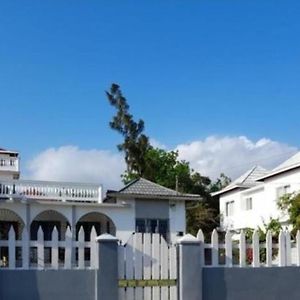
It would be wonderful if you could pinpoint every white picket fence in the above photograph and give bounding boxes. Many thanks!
[0,226,99,269]
[197,229,300,267]
[118,233,177,300]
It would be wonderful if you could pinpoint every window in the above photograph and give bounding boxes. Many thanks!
[277,185,291,199]
[245,197,253,210]
[225,201,234,216]
[135,218,169,240]
[10,159,15,166]
[0,159,5,166]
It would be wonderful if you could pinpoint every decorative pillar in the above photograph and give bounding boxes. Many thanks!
[96,234,119,300]
[178,234,202,300]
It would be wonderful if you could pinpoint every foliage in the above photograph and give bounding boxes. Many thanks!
[242,218,282,263]
[106,83,151,177]
[209,173,232,193]
[277,192,300,235]
[105,83,232,236]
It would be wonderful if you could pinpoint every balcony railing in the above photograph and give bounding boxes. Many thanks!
[0,179,102,203]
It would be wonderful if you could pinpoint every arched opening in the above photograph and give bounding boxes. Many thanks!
[0,209,24,267]
[0,209,24,240]
[30,210,70,241]
[76,212,116,241]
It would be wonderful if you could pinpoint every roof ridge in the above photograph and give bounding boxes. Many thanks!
[118,177,140,193]
[240,165,257,184]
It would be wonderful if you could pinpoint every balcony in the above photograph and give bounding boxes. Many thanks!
[0,157,19,173]
[0,179,102,203]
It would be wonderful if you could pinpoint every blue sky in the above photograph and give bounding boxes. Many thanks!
[1,1,300,187]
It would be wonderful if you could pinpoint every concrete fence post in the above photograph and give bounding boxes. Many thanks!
[178,234,202,300]
[96,234,119,300]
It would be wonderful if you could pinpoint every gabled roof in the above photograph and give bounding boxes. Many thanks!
[108,178,201,201]
[257,151,300,181]
[212,165,268,196]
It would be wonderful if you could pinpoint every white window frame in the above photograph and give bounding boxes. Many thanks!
[245,197,253,211]
[225,201,234,217]
[276,185,291,199]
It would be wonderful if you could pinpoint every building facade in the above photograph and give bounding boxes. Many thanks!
[0,148,200,249]
[215,152,300,232]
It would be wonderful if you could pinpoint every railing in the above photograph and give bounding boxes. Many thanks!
[0,226,99,269]
[0,179,102,203]
[0,157,19,172]
[197,228,300,267]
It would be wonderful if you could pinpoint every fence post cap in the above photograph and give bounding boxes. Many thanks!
[177,234,201,244]
[96,233,119,242]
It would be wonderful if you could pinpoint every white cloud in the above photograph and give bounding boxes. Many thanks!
[175,136,298,180]
[24,137,298,190]
[149,138,167,150]
[25,146,125,190]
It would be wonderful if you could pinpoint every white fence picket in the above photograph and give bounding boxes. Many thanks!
[169,244,177,300]
[160,236,169,300]
[143,234,152,300]
[266,230,272,267]
[90,227,98,269]
[285,231,291,266]
[239,230,246,267]
[297,230,300,267]
[64,227,72,269]
[197,229,204,266]
[134,233,143,300]
[279,230,286,267]
[37,226,44,270]
[152,234,160,300]
[8,227,16,269]
[78,227,85,269]
[118,246,126,300]
[225,231,232,267]
[252,230,259,267]
[211,229,218,266]
[51,227,59,269]
[125,235,134,300]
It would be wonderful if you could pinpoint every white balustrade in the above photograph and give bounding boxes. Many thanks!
[0,179,102,203]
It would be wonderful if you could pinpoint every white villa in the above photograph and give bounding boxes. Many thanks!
[0,147,200,248]
[214,152,300,232]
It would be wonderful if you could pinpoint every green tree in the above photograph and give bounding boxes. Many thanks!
[105,83,230,236]
[278,192,300,235]
[106,83,151,177]
[210,173,232,193]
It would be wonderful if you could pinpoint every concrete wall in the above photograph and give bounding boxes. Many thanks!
[135,199,169,219]
[203,267,300,300]
[0,270,96,300]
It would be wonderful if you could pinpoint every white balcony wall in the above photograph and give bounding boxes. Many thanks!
[0,179,103,203]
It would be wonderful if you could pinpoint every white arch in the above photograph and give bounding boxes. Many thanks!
[30,206,72,225]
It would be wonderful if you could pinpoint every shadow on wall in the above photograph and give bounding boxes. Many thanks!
[0,270,95,300]
[203,267,300,300]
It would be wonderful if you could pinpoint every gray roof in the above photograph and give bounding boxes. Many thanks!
[257,151,300,181]
[212,165,268,196]
[112,178,201,201]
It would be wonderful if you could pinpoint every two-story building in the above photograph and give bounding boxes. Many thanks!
[0,147,200,246]
[214,152,300,232]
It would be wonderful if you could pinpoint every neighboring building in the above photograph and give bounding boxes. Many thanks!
[0,148,200,246]
[214,152,300,232]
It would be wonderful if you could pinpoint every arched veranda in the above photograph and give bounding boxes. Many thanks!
[76,212,116,241]
[0,209,24,240]
[30,210,70,241]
